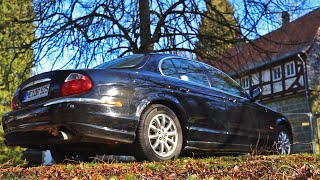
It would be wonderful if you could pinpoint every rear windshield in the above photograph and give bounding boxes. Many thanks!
[94,54,146,69]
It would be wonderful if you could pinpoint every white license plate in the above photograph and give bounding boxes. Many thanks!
[23,84,50,103]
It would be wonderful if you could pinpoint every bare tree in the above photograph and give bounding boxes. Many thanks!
[29,0,319,71]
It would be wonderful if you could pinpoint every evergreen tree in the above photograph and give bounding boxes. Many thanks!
[0,0,34,166]
[196,0,238,62]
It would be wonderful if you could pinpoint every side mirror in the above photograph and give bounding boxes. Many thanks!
[250,87,262,101]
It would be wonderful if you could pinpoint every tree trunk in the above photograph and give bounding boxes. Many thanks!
[139,0,153,53]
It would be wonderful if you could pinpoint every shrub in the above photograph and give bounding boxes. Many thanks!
[0,124,26,167]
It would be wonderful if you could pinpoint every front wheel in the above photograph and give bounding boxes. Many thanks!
[134,104,183,161]
[275,126,292,155]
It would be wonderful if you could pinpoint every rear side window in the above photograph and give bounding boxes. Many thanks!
[161,58,210,86]
[161,59,179,78]
[206,66,248,98]
[94,54,146,69]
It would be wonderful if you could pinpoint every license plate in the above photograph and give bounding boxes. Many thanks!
[23,84,50,103]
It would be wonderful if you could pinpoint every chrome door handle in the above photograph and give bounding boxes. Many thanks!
[179,88,189,93]
[228,98,237,102]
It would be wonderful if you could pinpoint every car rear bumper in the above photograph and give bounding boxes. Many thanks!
[2,98,139,148]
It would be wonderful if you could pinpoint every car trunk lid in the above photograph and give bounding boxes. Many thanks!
[13,70,81,109]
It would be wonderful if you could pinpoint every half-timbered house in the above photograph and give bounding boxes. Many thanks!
[213,8,320,153]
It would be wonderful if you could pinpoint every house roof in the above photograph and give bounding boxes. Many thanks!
[213,8,320,75]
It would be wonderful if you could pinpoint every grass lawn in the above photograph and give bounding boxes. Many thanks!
[0,154,319,179]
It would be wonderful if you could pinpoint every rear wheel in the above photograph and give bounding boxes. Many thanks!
[274,126,292,155]
[134,104,183,161]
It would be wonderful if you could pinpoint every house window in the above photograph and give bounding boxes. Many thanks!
[272,66,282,81]
[242,76,250,89]
[285,62,295,77]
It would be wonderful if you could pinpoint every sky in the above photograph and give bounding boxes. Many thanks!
[230,0,320,38]
[34,0,320,74]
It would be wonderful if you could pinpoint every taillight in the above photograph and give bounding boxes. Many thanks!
[61,73,92,96]
[11,98,17,110]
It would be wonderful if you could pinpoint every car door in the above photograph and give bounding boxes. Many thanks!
[205,66,260,150]
[224,94,261,149]
[160,58,229,147]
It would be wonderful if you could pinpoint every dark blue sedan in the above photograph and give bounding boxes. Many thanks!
[2,54,293,162]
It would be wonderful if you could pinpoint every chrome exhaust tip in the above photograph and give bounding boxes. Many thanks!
[59,131,72,140]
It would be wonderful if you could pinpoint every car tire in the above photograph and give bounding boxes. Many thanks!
[51,150,94,163]
[134,104,183,161]
[274,126,292,155]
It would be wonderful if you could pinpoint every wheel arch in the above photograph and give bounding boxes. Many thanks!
[276,118,293,141]
[138,98,189,145]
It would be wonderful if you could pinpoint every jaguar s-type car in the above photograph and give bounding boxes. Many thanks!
[2,54,293,162]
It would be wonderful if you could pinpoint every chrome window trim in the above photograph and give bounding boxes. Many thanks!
[21,78,51,90]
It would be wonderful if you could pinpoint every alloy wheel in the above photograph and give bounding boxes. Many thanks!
[277,131,291,155]
[148,113,178,158]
